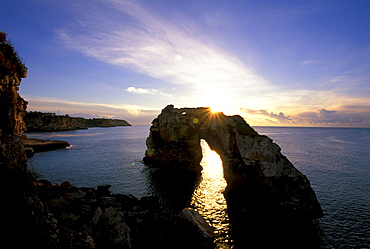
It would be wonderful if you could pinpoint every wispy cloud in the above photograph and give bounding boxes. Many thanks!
[240,108,292,124]
[56,0,269,108]
[301,60,321,66]
[53,0,370,126]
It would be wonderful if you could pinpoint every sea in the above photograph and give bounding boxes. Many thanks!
[25,126,370,248]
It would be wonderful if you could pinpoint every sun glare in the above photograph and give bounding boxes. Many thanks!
[210,106,222,114]
[208,104,239,116]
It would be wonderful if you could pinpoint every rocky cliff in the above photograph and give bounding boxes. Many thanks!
[144,105,323,220]
[0,31,28,171]
[24,112,79,131]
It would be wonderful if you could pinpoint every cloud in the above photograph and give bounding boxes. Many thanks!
[295,108,370,126]
[242,107,370,127]
[240,108,293,124]
[52,0,370,126]
[56,0,269,107]
[125,86,170,96]
[301,60,321,66]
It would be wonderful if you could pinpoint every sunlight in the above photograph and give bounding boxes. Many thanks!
[209,106,223,114]
[200,140,223,170]
[191,140,230,245]
[207,103,239,116]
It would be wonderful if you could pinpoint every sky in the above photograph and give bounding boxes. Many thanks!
[1,0,370,126]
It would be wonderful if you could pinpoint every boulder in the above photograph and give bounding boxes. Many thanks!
[178,208,215,239]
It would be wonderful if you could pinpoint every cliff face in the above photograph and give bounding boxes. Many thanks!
[24,112,78,131]
[144,105,323,220]
[0,32,28,171]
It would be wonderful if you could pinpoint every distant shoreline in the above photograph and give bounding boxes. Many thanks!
[24,111,132,132]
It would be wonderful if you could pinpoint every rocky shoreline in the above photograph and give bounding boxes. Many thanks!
[22,136,70,157]
[24,180,215,249]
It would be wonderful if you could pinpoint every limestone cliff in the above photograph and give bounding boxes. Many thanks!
[24,112,78,131]
[0,31,28,171]
[144,105,323,220]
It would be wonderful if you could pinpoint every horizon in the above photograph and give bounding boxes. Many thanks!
[2,0,370,127]
[24,109,370,129]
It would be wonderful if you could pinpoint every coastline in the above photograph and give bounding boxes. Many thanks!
[24,111,132,132]
[22,136,70,157]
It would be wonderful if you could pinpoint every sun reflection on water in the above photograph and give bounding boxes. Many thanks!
[191,140,232,248]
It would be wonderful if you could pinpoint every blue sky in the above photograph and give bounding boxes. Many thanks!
[1,0,370,126]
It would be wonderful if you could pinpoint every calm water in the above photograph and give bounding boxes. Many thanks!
[25,126,370,248]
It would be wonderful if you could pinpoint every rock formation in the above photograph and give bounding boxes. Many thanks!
[144,105,323,220]
[22,136,70,156]
[0,32,28,171]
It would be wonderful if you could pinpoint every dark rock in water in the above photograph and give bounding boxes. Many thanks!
[96,184,112,197]
[144,105,323,220]
[178,208,215,247]
[22,136,70,155]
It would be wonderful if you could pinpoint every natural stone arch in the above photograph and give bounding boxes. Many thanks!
[144,105,323,220]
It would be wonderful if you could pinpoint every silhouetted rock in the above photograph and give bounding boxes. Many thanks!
[144,105,323,220]
[178,208,215,248]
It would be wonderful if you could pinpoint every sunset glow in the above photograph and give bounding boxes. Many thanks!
[2,0,369,126]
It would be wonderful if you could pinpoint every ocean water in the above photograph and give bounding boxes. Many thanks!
[25,126,370,248]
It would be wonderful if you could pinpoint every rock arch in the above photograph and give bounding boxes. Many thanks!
[144,105,323,219]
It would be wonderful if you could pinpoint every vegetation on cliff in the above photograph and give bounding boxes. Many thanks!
[75,117,131,128]
[0,31,27,78]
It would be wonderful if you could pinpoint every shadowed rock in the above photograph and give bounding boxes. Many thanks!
[144,105,323,220]
[22,136,70,155]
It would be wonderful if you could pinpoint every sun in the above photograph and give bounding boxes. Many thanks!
[208,103,239,115]
[210,106,222,114]
[197,87,240,115]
